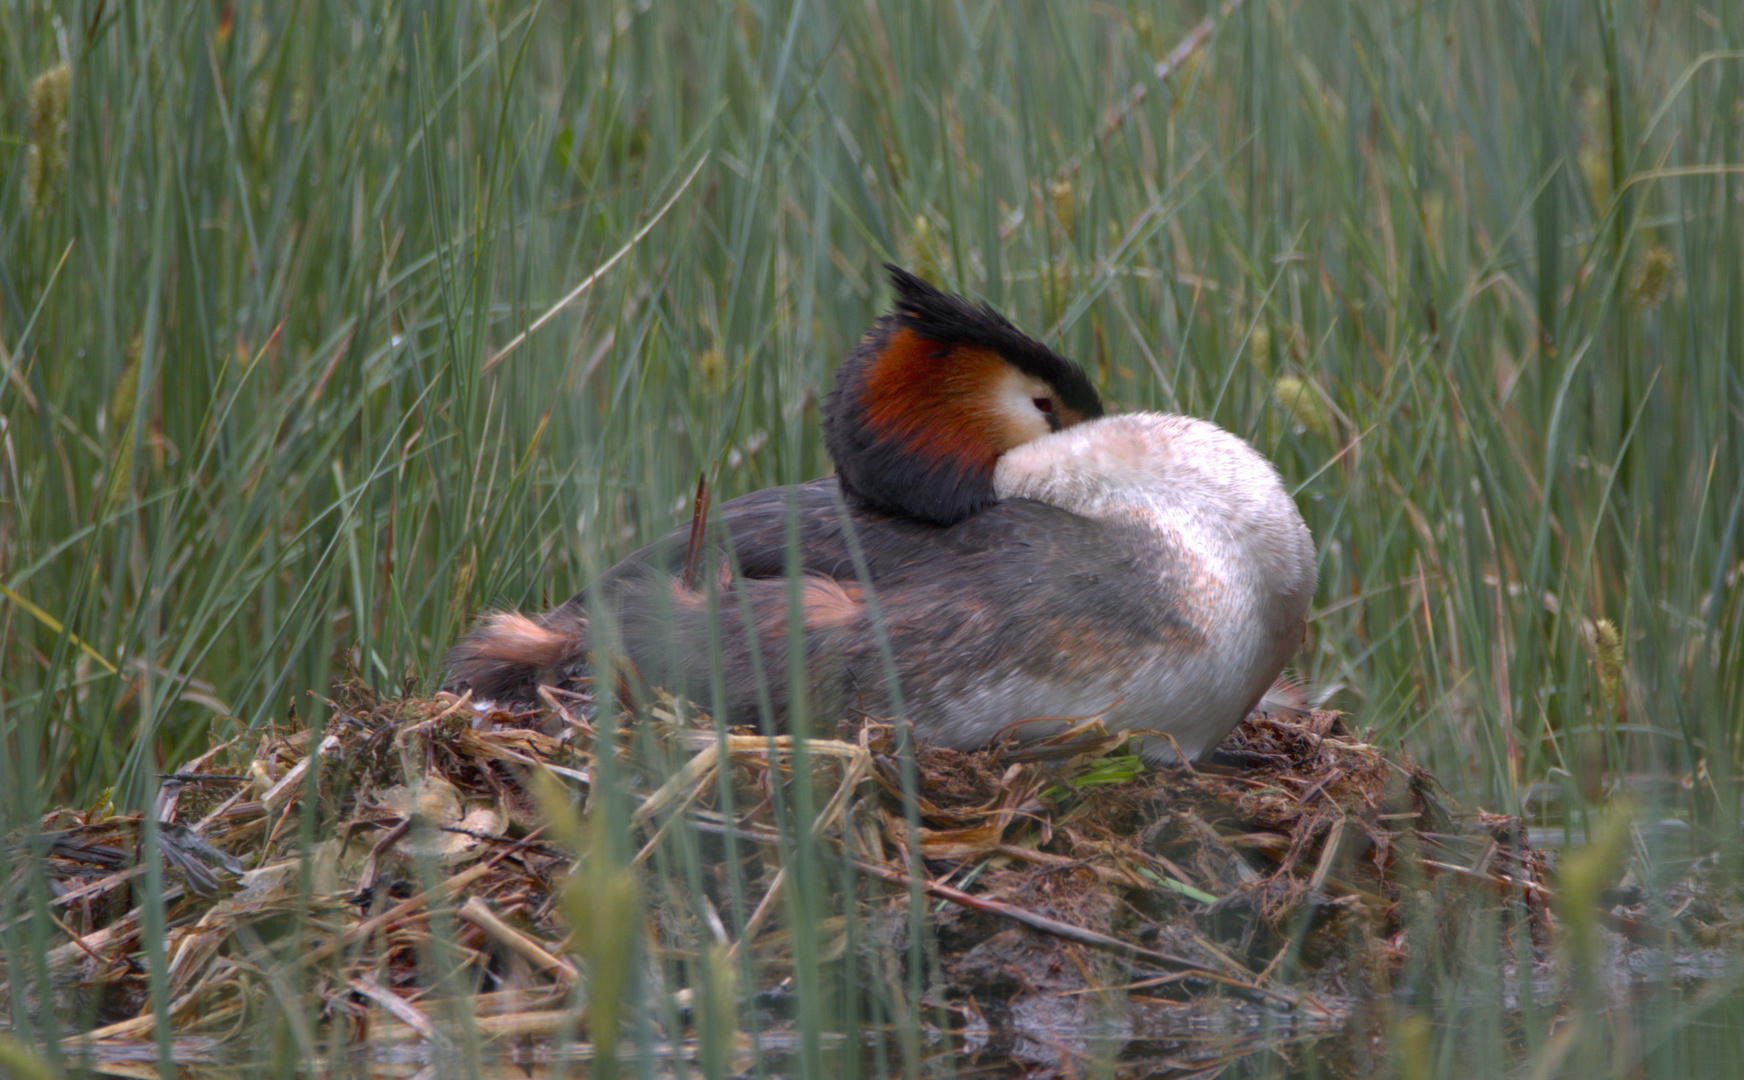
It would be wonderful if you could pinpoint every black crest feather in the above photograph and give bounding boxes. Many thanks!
[881,266,1103,419]
[821,267,1103,525]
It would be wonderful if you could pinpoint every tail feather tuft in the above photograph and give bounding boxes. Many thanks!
[443,611,586,701]
[1251,675,1340,718]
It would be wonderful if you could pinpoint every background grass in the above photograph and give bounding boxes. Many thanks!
[2,0,1743,1075]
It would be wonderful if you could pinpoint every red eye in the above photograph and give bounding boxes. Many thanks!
[1033,397,1053,413]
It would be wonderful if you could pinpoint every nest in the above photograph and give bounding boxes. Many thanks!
[3,680,1561,1071]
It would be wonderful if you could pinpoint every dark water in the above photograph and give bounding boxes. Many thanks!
[48,982,1744,1080]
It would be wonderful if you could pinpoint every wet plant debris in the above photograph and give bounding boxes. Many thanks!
[4,680,1727,1071]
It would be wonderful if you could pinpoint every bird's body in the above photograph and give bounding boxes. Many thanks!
[447,270,1315,762]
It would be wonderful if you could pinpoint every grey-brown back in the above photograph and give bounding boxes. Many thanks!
[565,477,1203,737]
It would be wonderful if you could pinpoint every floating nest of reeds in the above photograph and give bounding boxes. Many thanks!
[11,678,1699,1074]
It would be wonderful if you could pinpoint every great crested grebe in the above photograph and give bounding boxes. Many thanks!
[446,267,1315,762]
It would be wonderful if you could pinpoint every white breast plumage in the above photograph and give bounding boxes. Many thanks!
[992,413,1316,760]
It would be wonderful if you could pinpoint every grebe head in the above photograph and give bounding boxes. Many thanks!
[822,265,1104,525]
